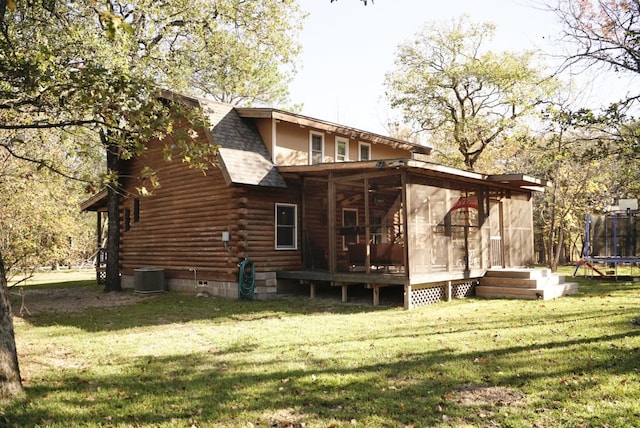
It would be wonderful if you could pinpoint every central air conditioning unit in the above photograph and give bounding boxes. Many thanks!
[133,267,166,293]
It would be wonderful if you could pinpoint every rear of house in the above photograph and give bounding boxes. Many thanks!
[82,92,546,308]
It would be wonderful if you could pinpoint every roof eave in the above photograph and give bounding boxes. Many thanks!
[80,188,108,212]
[236,108,432,155]
[278,160,547,193]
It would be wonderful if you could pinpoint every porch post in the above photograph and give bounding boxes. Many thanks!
[328,172,337,274]
[96,211,102,250]
[372,284,380,306]
[309,282,316,299]
[400,170,409,276]
[404,284,412,310]
[499,199,506,268]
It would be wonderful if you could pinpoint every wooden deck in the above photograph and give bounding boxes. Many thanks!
[277,269,481,309]
[277,270,408,306]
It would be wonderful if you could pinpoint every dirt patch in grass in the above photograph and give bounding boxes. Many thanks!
[10,286,152,317]
[449,383,526,407]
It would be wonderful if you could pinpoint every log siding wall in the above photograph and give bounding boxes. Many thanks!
[119,134,303,296]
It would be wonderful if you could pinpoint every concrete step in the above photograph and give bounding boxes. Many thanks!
[479,276,563,289]
[477,269,579,301]
[476,282,580,300]
[484,268,553,279]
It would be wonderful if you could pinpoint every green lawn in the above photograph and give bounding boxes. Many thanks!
[2,267,640,427]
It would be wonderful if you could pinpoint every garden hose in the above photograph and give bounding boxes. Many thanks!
[238,258,255,300]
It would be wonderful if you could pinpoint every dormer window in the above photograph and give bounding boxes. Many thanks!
[336,137,348,162]
[310,132,324,165]
[359,142,371,161]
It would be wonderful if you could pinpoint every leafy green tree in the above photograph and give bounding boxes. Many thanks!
[505,97,623,270]
[1,0,303,284]
[0,132,98,277]
[0,0,304,401]
[385,16,554,171]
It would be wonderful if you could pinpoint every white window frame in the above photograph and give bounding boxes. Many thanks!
[335,137,349,162]
[342,208,359,250]
[358,141,371,161]
[309,131,325,165]
[275,203,297,250]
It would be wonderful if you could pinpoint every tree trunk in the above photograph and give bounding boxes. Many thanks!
[551,225,565,273]
[0,252,23,401]
[103,135,122,293]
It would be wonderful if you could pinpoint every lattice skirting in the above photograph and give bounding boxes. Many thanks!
[97,269,106,285]
[452,280,476,299]
[409,280,477,308]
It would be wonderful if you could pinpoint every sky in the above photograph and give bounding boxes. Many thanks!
[287,0,637,136]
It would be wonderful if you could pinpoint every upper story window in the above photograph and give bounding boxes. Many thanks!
[310,132,324,165]
[275,203,297,250]
[336,137,349,162]
[359,142,371,161]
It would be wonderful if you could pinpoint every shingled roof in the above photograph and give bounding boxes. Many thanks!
[199,99,287,188]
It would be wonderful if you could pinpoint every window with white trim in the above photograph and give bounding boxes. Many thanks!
[275,203,297,249]
[358,142,371,161]
[336,137,348,162]
[310,132,324,165]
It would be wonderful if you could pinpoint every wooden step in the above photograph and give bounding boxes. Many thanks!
[475,286,543,300]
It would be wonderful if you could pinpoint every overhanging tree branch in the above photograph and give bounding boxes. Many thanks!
[0,142,91,183]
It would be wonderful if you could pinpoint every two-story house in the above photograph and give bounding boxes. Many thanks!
[82,91,563,309]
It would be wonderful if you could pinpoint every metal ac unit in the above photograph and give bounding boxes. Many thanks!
[134,267,166,293]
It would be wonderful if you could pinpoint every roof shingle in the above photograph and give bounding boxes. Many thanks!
[199,99,286,188]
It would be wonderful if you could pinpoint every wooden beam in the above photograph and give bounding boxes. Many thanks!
[404,284,411,310]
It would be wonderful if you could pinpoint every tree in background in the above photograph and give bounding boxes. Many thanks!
[1,0,304,292]
[554,0,640,158]
[0,0,304,401]
[538,0,640,269]
[385,16,555,171]
[528,105,618,271]
[556,1,640,90]
[0,130,99,277]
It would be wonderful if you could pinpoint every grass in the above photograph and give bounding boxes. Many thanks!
[2,267,640,427]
